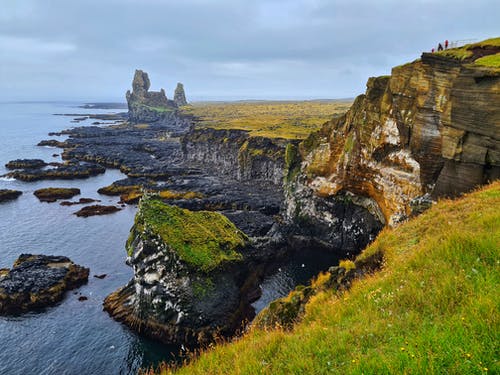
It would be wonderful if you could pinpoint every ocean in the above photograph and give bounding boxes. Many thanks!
[0,102,340,374]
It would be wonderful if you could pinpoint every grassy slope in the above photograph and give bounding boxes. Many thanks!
[158,181,499,374]
[181,100,352,140]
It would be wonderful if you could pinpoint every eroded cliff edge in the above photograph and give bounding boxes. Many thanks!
[285,40,500,245]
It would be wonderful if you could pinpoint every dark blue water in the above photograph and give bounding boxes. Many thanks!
[0,102,341,374]
[0,102,179,375]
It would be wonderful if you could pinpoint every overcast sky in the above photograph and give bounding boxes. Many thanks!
[1,0,498,102]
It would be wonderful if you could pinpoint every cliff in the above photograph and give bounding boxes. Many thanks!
[285,38,500,250]
[165,181,500,375]
[104,194,254,345]
[182,128,293,186]
[126,70,186,124]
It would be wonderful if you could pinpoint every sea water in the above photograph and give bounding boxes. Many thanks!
[0,102,340,374]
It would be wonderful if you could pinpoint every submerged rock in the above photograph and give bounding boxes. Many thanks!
[34,188,81,203]
[104,194,252,345]
[73,205,121,217]
[0,254,89,315]
[0,189,22,203]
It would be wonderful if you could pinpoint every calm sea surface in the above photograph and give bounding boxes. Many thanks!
[0,102,340,374]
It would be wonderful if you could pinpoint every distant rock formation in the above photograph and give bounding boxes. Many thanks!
[126,70,185,123]
[174,82,188,106]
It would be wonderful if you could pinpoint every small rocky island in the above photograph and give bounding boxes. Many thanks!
[0,254,89,315]
[0,189,22,203]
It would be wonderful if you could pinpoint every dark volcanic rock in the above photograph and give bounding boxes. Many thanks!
[126,69,179,124]
[0,254,89,315]
[74,205,121,217]
[0,189,22,203]
[60,198,100,206]
[38,139,68,148]
[174,82,188,106]
[5,159,47,170]
[34,188,81,202]
[5,161,105,181]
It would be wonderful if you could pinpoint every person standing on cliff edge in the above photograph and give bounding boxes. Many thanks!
[445,40,449,49]
[438,43,443,51]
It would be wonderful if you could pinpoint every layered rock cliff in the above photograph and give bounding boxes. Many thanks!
[182,128,293,185]
[286,39,500,249]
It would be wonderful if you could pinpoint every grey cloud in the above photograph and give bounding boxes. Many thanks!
[0,0,498,101]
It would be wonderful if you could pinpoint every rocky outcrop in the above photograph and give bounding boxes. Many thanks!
[73,205,121,217]
[104,195,253,345]
[0,254,89,315]
[285,40,500,251]
[182,128,291,185]
[0,189,22,203]
[5,159,47,170]
[174,83,188,106]
[34,188,81,202]
[126,70,180,124]
[4,161,105,181]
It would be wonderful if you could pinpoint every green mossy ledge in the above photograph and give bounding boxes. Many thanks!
[127,195,248,272]
[104,194,252,345]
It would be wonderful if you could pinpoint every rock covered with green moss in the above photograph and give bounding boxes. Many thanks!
[104,194,252,345]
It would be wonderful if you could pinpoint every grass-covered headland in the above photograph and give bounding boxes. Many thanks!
[149,181,499,374]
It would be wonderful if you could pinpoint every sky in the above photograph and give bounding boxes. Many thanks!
[0,0,498,102]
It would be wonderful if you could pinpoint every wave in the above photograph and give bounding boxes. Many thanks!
[0,176,16,181]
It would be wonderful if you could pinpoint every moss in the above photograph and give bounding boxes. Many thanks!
[344,133,355,154]
[97,184,140,196]
[474,53,500,68]
[131,196,248,272]
[191,277,215,298]
[284,143,301,183]
[33,188,80,201]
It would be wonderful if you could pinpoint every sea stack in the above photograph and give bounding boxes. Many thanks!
[173,82,188,106]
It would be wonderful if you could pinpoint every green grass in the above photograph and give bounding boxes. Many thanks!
[474,53,500,68]
[128,196,248,272]
[152,181,500,374]
[435,37,500,62]
[181,100,352,140]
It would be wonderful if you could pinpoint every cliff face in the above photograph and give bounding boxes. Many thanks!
[126,69,179,123]
[104,196,252,345]
[182,128,292,186]
[287,41,500,236]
